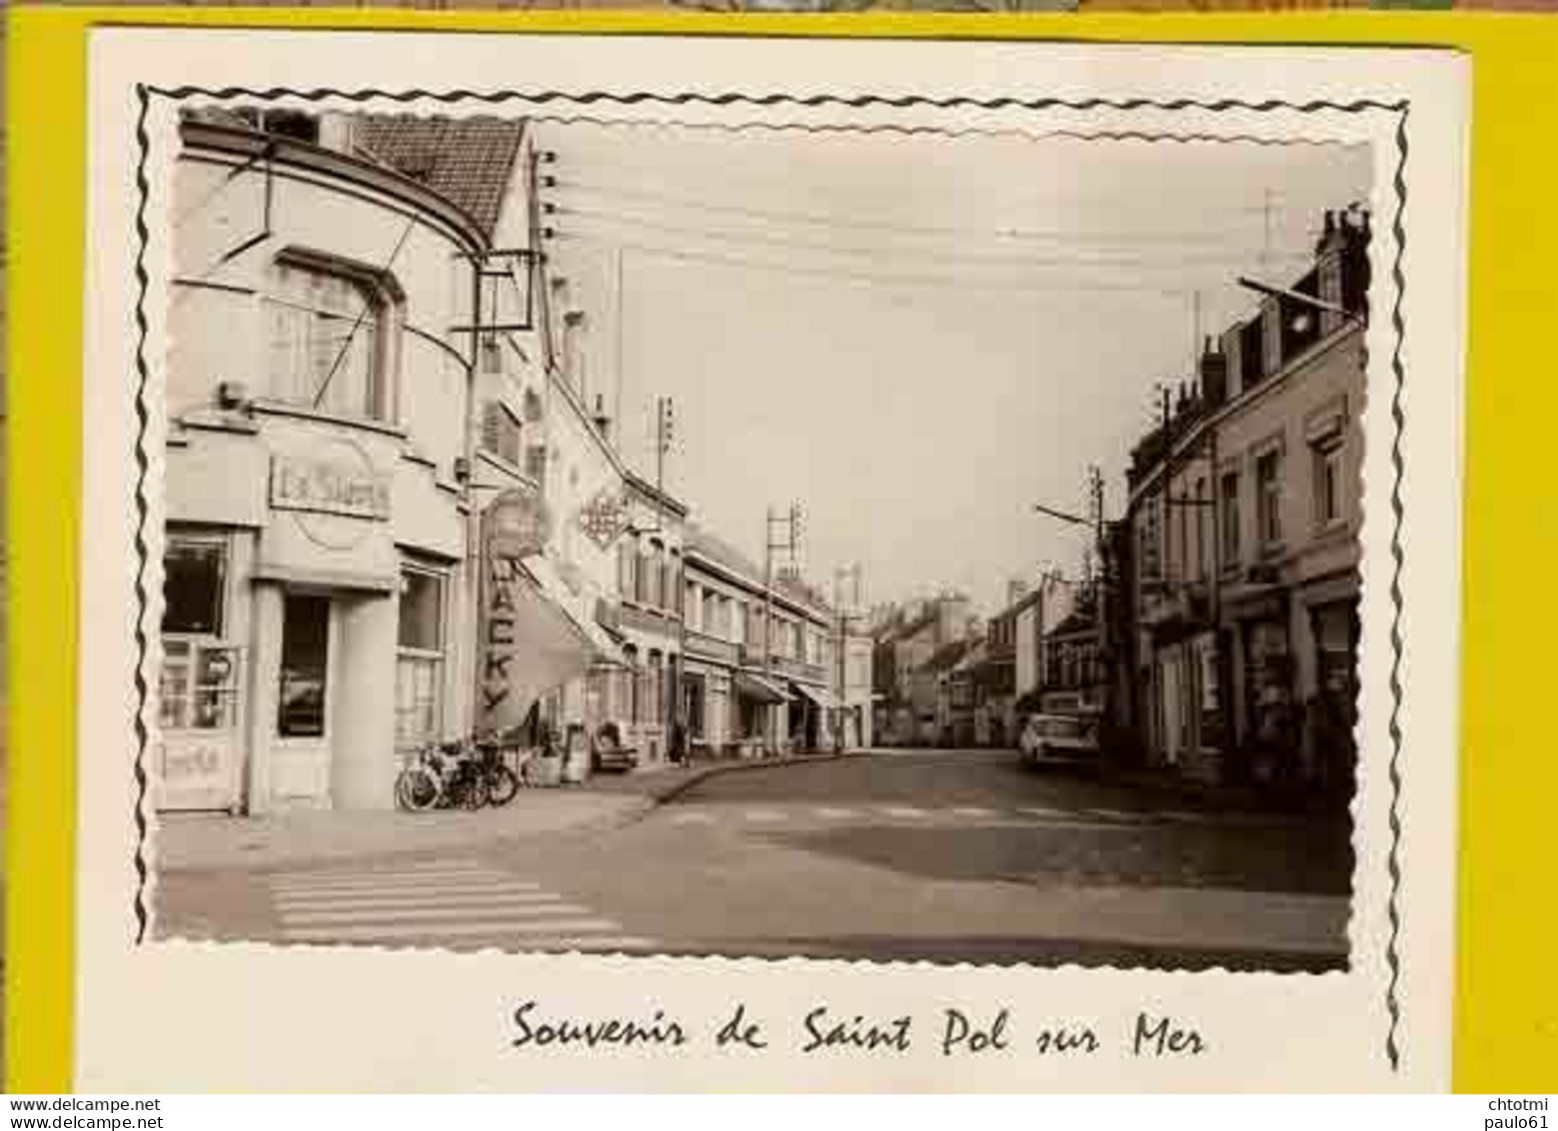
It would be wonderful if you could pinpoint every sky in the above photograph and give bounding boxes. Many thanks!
[535,121,1372,616]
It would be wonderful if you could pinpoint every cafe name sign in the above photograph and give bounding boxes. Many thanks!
[270,452,391,521]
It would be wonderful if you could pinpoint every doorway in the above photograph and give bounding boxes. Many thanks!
[270,592,337,807]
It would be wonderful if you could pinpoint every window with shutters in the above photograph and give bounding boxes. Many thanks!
[480,401,523,467]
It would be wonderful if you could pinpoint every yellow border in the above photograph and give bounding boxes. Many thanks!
[7,6,1557,1095]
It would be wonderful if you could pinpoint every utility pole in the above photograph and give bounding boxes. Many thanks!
[764,503,801,756]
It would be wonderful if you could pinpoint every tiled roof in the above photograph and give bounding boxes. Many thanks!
[355,114,526,239]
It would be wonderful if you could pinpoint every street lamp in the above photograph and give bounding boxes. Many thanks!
[1236,276,1367,329]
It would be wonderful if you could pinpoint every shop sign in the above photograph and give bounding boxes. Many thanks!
[270,452,390,521]
[477,489,590,734]
[485,488,552,558]
[577,486,630,551]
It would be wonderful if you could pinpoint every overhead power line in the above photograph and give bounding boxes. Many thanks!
[552,176,1316,251]
[552,229,1206,301]
[554,202,1315,274]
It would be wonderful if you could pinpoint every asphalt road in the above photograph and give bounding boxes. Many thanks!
[156,748,1354,972]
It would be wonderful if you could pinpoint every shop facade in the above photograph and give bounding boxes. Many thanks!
[1122,209,1367,793]
[160,114,496,813]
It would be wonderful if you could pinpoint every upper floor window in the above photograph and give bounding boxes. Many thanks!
[1138,495,1162,582]
[264,255,395,422]
[1310,412,1347,530]
[1239,315,1266,390]
[1220,470,1241,568]
[1256,448,1284,550]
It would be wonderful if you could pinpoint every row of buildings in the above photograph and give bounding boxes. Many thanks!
[157,107,871,815]
[871,207,1367,798]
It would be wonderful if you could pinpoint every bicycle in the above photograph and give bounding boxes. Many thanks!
[394,740,489,812]
[472,732,521,806]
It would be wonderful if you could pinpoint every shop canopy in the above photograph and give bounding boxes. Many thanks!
[789,682,839,711]
[735,672,790,705]
[519,553,628,666]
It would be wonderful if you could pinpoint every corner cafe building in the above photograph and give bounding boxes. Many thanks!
[156,111,601,814]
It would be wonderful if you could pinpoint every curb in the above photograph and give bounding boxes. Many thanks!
[637,751,852,808]
[158,751,856,874]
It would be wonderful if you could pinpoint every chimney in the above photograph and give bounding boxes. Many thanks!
[1199,335,1229,408]
[592,393,611,440]
[1006,579,1029,608]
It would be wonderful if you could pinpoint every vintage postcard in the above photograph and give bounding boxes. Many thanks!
[72,27,1468,1091]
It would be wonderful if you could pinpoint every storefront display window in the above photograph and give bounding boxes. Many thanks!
[160,537,239,732]
[395,567,446,748]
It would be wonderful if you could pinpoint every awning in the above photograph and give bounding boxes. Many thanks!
[519,553,627,666]
[790,682,838,711]
[735,672,789,705]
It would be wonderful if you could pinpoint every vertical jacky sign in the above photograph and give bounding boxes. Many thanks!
[477,488,593,733]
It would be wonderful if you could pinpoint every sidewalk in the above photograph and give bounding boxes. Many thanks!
[154,750,849,873]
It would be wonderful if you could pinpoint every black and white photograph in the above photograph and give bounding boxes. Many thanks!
[149,98,1372,973]
[64,27,1472,1091]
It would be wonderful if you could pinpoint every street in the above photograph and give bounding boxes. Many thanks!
[155,749,1352,972]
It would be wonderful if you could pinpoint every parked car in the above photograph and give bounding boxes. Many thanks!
[1018,713,1100,768]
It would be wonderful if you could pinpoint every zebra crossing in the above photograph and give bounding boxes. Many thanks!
[659,802,1264,831]
[263,859,655,952]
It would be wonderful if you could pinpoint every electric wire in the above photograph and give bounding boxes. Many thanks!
[551,228,1206,300]
[550,176,1315,250]
[554,203,1315,273]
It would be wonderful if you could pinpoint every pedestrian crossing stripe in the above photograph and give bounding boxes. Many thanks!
[263,861,653,952]
[657,804,1236,828]
[280,918,625,942]
[280,903,595,925]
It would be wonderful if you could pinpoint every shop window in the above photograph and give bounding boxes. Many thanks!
[160,538,239,733]
[264,256,395,422]
[685,675,707,740]
[1220,471,1241,569]
[278,594,330,738]
[648,652,665,728]
[1256,449,1284,550]
[395,568,446,748]
[586,668,610,728]
[164,539,226,636]
[480,401,523,467]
